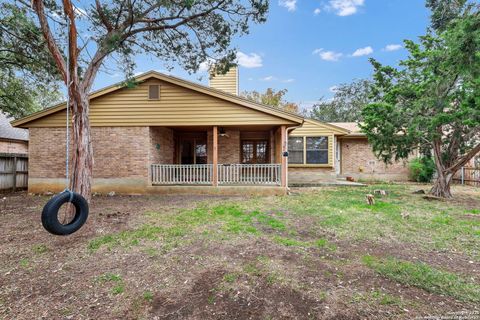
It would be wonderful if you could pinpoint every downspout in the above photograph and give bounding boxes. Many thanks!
[284,121,305,192]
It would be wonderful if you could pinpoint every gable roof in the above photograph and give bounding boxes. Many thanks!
[304,118,351,135]
[328,122,366,137]
[12,71,303,128]
[0,113,28,141]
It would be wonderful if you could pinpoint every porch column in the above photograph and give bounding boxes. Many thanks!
[212,126,218,186]
[281,125,287,188]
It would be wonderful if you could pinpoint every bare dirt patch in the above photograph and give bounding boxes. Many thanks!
[0,186,479,319]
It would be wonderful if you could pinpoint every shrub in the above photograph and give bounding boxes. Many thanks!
[409,157,435,182]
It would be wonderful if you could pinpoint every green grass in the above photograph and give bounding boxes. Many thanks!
[32,244,48,254]
[112,283,125,295]
[95,273,125,295]
[88,204,293,252]
[223,273,238,283]
[278,184,480,258]
[362,256,480,302]
[143,291,154,302]
[96,272,122,283]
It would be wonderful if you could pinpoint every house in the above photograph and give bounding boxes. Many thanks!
[12,69,411,195]
[0,112,28,155]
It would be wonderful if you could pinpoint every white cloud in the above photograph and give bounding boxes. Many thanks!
[73,6,87,18]
[351,46,373,57]
[329,85,338,93]
[260,76,277,81]
[384,44,402,52]
[279,0,297,12]
[313,48,342,62]
[198,58,215,72]
[236,52,263,68]
[282,78,295,83]
[314,8,322,15]
[328,0,364,16]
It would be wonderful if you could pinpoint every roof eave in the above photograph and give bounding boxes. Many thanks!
[13,70,303,128]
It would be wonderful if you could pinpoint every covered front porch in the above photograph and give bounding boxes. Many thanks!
[148,125,287,188]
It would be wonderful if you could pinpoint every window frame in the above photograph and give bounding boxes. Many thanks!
[240,140,270,164]
[287,136,305,165]
[288,135,331,167]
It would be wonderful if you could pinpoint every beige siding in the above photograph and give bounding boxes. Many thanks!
[24,79,295,127]
[209,67,238,95]
[288,119,348,168]
[290,119,347,136]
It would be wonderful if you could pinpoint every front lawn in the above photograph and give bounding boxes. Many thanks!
[0,184,479,319]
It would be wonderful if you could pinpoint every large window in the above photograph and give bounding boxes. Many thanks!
[241,140,269,164]
[288,136,329,165]
[306,137,328,164]
[288,137,304,164]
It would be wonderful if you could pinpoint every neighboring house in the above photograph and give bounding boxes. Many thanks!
[0,113,28,155]
[12,69,411,195]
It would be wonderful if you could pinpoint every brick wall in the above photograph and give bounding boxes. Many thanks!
[150,127,174,164]
[29,127,150,180]
[340,138,410,181]
[207,128,240,164]
[288,167,336,184]
[0,140,28,154]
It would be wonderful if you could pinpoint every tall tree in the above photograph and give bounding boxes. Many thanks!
[9,0,268,199]
[0,3,62,118]
[241,88,299,113]
[309,79,372,122]
[361,5,480,198]
[426,0,469,31]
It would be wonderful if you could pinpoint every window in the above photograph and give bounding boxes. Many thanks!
[306,137,328,164]
[241,140,268,164]
[148,84,160,100]
[288,136,329,165]
[288,137,304,164]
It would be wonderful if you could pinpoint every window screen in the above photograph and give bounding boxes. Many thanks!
[148,85,160,99]
[288,137,304,164]
[306,137,328,164]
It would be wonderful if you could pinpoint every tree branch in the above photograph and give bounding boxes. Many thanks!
[31,0,67,83]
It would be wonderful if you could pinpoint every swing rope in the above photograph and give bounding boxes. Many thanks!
[64,14,73,201]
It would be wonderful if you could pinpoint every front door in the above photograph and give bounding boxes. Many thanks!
[180,138,207,164]
[241,140,269,164]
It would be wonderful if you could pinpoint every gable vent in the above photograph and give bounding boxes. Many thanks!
[148,84,160,100]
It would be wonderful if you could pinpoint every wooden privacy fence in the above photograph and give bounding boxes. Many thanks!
[453,167,480,187]
[0,153,28,191]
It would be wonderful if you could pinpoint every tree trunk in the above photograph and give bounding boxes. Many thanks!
[70,91,93,202]
[429,170,453,198]
[430,138,453,198]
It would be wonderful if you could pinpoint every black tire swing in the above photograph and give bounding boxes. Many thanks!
[41,22,89,235]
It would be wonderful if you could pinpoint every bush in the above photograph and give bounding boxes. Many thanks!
[409,157,435,182]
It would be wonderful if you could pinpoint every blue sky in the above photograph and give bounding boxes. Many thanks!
[94,0,431,111]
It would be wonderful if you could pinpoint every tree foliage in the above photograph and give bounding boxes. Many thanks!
[309,79,372,122]
[241,88,300,113]
[361,4,480,198]
[7,0,268,198]
[0,3,62,118]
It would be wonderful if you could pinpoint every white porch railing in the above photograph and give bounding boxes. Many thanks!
[151,164,213,185]
[150,164,282,186]
[218,164,281,185]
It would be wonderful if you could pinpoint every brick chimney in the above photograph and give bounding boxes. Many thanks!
[209,66,239,96]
